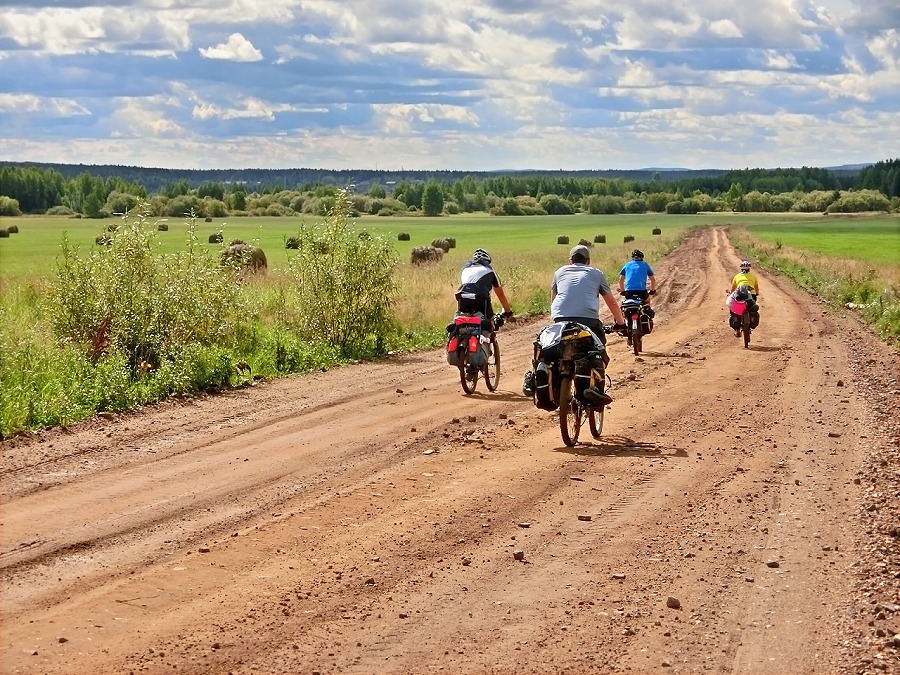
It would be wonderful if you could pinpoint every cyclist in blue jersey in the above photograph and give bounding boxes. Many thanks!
[618,249,657,317]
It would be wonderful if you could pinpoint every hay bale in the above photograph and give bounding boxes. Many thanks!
[6,224,18,234]
[578,238,592,247]
[398,232,411,241]
[106,223,119,232]
[358,231,370,240]
[430,238,452,252]
[285,236,300,250]
[157,223,168,231]
[229,238,246,246]
[623,235,635,243]
[0,229,9,238]
[594,234,606,244]
[95,234,112,245]
[204,216,213,222]
[208,232,223,244]
[557,235,569,245]
[652,227,662,235]
[221,243,267,273]
[447,237,456,249]
[411,245,444,265]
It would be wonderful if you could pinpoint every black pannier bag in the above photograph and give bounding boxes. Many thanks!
[530,322,605,411]
[446,312,487,367]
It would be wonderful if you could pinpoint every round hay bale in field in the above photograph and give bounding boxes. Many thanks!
[0,229,9,238]
[204,216,213,222]
[157,223,169,231]
[95,234,112,245]
[285,236,300,250]
[221,243,267,273]
[578,238,592,247]
[398,232,411,241]
[229,238,246,246]
[594,234,606,244]
[557,235,569,245]
[623,235,635,243]
[358,231,371,240]
[208,232,223,244]
[7,224,19,234]
[411,245,444,265]
[652,227,662,235]
[430,238,452,252]
[447,237,456,249]
[106,223,120,232]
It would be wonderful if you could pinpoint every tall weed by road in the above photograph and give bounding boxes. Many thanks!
[284,190,398,356]
[730,227,900,345]
[48,205,245,373]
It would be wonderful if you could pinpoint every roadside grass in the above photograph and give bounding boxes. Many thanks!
[728,217,900,345]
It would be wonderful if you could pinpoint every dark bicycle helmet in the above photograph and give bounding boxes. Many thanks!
[734,286,750,301]
[631,249,644,260]
[740,260,751,271]
[472,248,492,265]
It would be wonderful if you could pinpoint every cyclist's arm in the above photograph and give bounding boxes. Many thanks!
[494,285,512,314]
[648,273,657,292]
[618,273,626,293]
[601,290,625,325]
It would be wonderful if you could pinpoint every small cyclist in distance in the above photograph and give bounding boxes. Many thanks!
[730,260,760,299]
[618,249,657,319]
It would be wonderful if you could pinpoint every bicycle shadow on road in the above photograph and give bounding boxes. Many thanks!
[634,350,694,359]
[461,391,528,404]
[555,435,690,458]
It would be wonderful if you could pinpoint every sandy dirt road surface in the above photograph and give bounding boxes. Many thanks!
[2,227,898,675]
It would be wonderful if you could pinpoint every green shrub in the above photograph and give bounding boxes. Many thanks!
[284,189,398,356]
[47,203,245,377]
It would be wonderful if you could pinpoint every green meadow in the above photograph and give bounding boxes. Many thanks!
[745,214,900,266]
[0,211,810,282]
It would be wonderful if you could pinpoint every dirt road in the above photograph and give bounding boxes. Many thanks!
[2,227,898,675]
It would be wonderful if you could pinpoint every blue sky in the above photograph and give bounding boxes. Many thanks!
[0,0,897,171]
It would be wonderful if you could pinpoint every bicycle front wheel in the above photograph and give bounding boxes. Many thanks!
[588,406,605,439]
[484,335,500,392]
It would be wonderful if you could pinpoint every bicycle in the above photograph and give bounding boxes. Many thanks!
[530,321,614,446]
[619,290,654,355]
[447,312,509,394]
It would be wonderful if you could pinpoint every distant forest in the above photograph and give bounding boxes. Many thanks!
[0,158,898,219]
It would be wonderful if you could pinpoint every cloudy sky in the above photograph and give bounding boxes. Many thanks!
[0,0,897,171]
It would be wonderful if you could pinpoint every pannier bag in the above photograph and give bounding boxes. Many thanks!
[446,312,486,367]
[530,322,606,411]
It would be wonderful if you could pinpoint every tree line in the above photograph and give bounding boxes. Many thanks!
[0,159,897,219]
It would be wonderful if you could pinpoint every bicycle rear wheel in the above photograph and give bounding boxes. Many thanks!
[588,406,605,438]
[742,314,751,349]
[460,353,478,394]
[558,375,582,446]
[484,335,500,392]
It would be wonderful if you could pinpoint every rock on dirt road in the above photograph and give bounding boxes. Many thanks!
[1,227,898,675]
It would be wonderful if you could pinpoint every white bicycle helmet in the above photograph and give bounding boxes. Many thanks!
[740,260,751,271]
[472,248,492,265]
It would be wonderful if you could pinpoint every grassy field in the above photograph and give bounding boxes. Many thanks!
[746,214,900,266]
[0,211,822,282]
